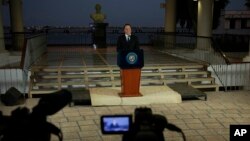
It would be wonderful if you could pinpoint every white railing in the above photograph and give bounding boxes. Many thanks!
[153,34,250,91]
[0,34,47,94]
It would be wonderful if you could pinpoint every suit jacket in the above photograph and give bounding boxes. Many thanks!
[116,34,140,52]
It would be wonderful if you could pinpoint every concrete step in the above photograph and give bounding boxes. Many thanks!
[142,71,209,76]
[29,64,218,98]
[191,84,219,91]
[36,71,210,79]
[30,89,58,94]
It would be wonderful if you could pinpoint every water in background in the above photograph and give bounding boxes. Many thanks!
[45,27,165,45]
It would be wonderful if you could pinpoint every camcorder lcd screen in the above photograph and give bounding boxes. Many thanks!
[101,115,132,134]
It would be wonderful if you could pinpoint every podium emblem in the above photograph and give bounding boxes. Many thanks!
[126,52,138,64]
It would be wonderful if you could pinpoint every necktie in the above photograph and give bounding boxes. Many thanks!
[127,36,130,42]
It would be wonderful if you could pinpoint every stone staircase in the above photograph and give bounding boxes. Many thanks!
[29,64,219,98]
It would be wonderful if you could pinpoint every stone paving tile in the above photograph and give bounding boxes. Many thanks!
[186,123,207,130]
[168,119,185,124]
[93,106,110,112]
[238,109,250,114]
[62,126,81,133]
[222,134,230,141]
[191,109,208,114]
[223,113,241,118]
[221,122,232,129]
[63,107,79,113]
[235,104,250,109]
[83,115,100,120]
[206,109,224,114]
[199,118,218,123]
[102,135,122,141]
[197,129,219,136]
[176,114,194,119]
[193,103,212,110]
[240,113,250,118]
[164,104,184,110]
[121,106,137,113]
[182,130,199,136]
[77,119,95,126]
[223,109,240,114]
[78,130,99,138]
[94,110,112,115]
[67,116,85,121]
[94,119,101,126]
[108,106,126,114]
[182,118,202,124]
[81,136,102,141]
[77,107,94,112]
[192,114,210,119]
[179,103,198,110]
[206,103,227,110]
[204,123,224,129]
[163,131,181,138]
[80,125,99,131]
[185,135,206,141]
[60,121,78,127]
[209,113,225,118]
[50,111,65,118]
[79,110,96,116]
[164,137,184,141]
[64,111,81,117]
[203,135,227,141]
[173,123,190,130]
[177,109,194,114]
[213,128,229,135]
[233,117,250,123]
[216,117,237,123]
[163,114,178,120]
[61,132,80,140]
[163,110,179,114]
[49,117,68,123]
[63,139,81,141]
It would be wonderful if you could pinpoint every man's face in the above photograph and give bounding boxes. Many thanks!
[124,25,132,35]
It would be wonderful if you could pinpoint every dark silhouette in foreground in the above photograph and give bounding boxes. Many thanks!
[0,89,72,141]
[123,107,186,141]
[101,107,186,141]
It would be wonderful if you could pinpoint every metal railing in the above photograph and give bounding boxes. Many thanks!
[45,31,156,46]
[152,33,250,91]
[0,33,47,94]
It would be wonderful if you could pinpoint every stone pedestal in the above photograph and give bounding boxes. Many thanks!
[91,23,108,48]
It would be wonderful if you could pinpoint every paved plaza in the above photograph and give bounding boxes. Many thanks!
[1,90,250,141]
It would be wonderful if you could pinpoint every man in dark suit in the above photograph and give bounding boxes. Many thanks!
[117,24,140,52]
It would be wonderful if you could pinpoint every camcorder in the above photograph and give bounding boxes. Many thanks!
[0,89,72,141]
[101,107,186,141]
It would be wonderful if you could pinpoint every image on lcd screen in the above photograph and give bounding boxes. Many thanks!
[103,117,130,132]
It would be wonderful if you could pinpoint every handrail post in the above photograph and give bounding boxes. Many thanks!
[243,39,250,62]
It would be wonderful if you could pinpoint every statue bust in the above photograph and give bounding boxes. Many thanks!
[90,4,106,23]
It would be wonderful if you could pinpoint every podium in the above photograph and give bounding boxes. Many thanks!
[117,49,144,97]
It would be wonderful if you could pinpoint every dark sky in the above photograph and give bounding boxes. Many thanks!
[2,0,247,27]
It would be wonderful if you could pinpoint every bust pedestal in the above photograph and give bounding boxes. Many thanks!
[91,23,108,48]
